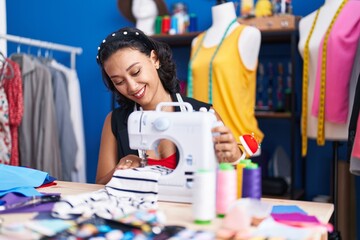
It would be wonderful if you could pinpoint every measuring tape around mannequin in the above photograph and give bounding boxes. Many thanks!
[317,0,348,146]
[187,18,237,104]
[301,0,348,156]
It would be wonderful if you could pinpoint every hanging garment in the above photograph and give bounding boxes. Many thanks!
[2,59,23,166]
[0,86,11,163]
[47,66,78,181]
[349,116,360,175]
[352,124,360,158]
[10,54,62,179]
[190,25,264,142]
[312,0,360,124]
[50,60,86,183]
[349,72,360,175]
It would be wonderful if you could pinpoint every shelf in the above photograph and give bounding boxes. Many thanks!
[151,16,301,46]
[261,30,298,43]
[263,189,305,200]
[151,30,297,46]
[151,32,200,46]
[238,15,301,32]
[255,111,291,119]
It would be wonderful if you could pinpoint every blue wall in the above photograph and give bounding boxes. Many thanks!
[5,0,216,185]
[5,0,359,235]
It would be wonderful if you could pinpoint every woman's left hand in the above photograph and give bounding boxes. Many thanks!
[117,154,142,170]
[212,124,242,164]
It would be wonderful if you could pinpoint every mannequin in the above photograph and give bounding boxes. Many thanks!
[117,0,169,35]
[298,0,359,144]
[198,1,261,70]
[189,1,264,144]
[132,0,158,35]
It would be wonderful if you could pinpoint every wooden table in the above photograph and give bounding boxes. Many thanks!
[0,181,334,235]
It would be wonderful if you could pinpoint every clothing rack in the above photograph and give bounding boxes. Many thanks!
[0,33,82,69]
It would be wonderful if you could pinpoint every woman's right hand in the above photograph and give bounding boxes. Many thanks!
[116,154,142,169]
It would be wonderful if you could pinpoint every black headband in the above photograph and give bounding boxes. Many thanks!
[96,28,155,64]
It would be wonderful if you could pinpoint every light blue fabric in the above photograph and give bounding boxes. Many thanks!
[271,205,307,215]
[0,164,50,196]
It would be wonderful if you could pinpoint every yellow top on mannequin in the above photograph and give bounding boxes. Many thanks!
[192,2,261,71]
[191,26,264,143]
[189,2,263,144]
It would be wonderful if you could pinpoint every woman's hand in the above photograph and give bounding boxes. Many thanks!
[212,124,242,164]
[116,154,142,169]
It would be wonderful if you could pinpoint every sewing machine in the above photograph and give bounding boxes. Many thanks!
[128,102,219,203]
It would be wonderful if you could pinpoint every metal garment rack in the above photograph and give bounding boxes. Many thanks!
[0,33,82,69]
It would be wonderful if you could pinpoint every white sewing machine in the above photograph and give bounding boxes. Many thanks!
[127,102,219,203]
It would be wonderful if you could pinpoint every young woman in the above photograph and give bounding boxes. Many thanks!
[95,27,242,184]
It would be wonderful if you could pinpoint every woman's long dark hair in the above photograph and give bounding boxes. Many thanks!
[97,27,180,109]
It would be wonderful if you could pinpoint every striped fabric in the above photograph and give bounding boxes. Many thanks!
[52,166,172,219]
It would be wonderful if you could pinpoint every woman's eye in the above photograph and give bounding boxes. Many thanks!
[131,69,140,76]
[114,80,125,86]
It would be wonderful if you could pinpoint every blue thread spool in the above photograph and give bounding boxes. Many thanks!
[242,162,262,199]
[170,16,178,35]
[189,13,197,32]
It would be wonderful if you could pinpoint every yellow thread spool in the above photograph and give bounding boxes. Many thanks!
[236,162,247,198]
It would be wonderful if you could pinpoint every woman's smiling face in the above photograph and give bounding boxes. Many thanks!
[103,48,166,110]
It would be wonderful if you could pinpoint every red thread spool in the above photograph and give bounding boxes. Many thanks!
[161,15,171,34]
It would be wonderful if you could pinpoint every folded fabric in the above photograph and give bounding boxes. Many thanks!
[52,166,172,220]
[0,164,56,197]
[271,205,307,215]
[36,181,57,189]
[0,192,60,214]
[252,217,317,239]
[271,213,333,232]
[272,213,318,223]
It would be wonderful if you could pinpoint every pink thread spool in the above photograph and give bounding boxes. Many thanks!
[216,163,237,218]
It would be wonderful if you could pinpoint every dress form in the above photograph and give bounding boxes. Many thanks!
[132,0,158,35]
[189,1,264,145]
[298,0,344,60]
[193,1,261,70]
[298,0,352,140]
